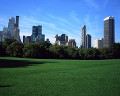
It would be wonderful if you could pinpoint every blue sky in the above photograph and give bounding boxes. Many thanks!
[0,0,120,47]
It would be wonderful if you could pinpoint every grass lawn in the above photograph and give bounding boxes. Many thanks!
[0,57,120,96]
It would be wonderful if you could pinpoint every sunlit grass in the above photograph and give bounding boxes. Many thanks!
[0,57,120,96]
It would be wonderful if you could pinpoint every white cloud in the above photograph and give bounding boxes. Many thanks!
[70,11,81,24]
[48,14,79,29]
[19,15,73,44]
[85,0,99,10]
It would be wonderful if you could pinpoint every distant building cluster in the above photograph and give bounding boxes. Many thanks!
[0,16,21,42]
[95,16,115,48]
[0,16,115,48]
[54,34,76,48]
[23,25,46,43]
[54,34,68,46]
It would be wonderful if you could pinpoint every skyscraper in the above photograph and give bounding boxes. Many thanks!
[86,34,91,48]
[8,16,15,37]
[80,25,86,48]
[14,16,20,42]
[16,16,19,27]
[104,16,115,47]
[32,25,45,42]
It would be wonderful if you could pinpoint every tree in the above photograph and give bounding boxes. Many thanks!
[109,43,120,59]
[6,41,24,57]
[3,38,17,47]
[79,49,84,60]
[39,41,52,58]
[23,42,50,58]
[0,42,6,56]
[79,48,100,60]
[99,47,111,59]
[66,47,79,59]
[39,41,52,49]
[23,43,40,58]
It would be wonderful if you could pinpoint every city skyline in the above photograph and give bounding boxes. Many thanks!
[0,0,120,47]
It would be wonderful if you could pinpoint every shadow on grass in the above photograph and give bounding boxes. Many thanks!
[0,59,56,68]
[0,85,12,88]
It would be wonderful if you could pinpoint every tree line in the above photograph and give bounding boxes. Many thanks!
[0,38,120,60]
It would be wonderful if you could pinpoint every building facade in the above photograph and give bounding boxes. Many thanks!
[104,16,115,47]
[0,31,3,42]
[95,38,104,48]
[32,25,45,42]
[2,27,11,41]
[54,34,68,46]
[14,16,21,42]
[86,34,91,48]
[23,35,32,43]
[80,25,86,49]
[66,39,76,48]
[8,16,15,38]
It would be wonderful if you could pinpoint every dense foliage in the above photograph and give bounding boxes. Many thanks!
[23,42,51,58]
[6,41,24,57]
[0,38,120,59]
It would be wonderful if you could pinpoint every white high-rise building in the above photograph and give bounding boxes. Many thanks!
[8,17,15,38]
[80,25,86,48]
[95,38,104,48]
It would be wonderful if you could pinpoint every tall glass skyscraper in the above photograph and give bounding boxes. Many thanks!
[8,16,15,37]
[104,16,115,47]
[80,25,86,48]
[32,25,45,42]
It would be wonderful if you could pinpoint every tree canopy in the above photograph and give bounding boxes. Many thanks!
[1,38,120,59]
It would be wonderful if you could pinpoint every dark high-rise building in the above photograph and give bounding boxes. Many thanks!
[86,34,91,48]
[104,16,115,47]
[61,34,65,41]
[65,36,68,42]
[32,25,45,42]
[0,31,3,42]
[32,26,38,42]
[14,16,20,42]
[16,16,19,27]
[23,35,32,43]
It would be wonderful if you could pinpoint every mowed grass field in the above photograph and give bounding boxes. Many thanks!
[0,57,120,96]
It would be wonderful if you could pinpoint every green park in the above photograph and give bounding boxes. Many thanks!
[0,57,120,96]
[0,39,120,96]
